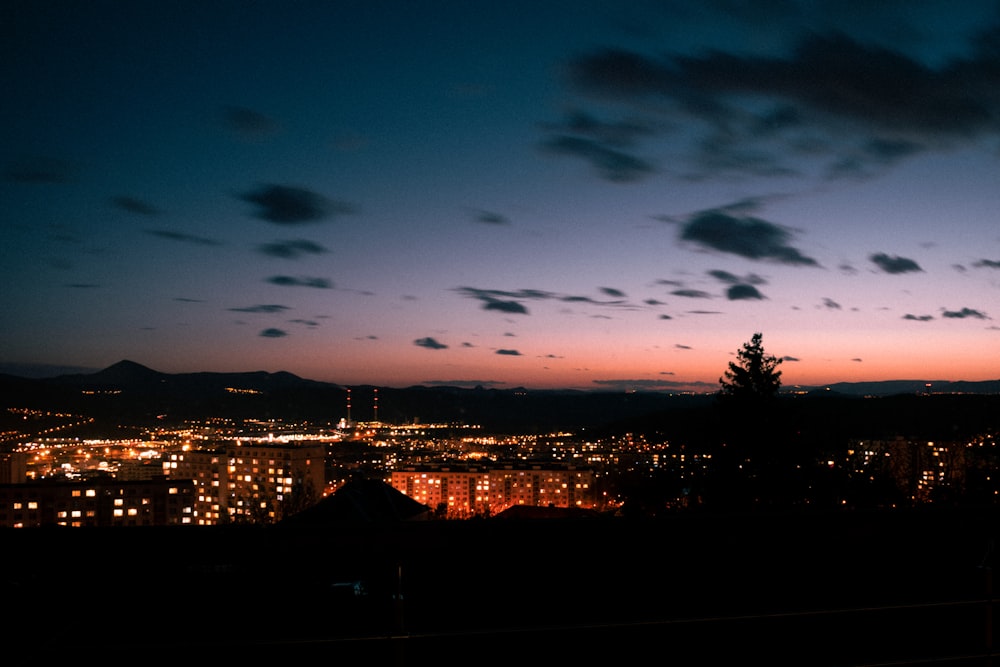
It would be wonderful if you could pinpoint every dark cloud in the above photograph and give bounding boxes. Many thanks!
[709,269,767,285]
[675,344,692,350]
[677,202,818,266]
[455,287,549,315]
[563,27,1000,179]
[540,135,654,182]
[484,299,530,314]
[644,298,666,306]
[903,313,934,321]
[112,196,158,215]
[240,184,354,224]
[414,337,448,350]
[223,106,279,139]
[473,209,510,225]
[671,289,713,298]
[266,275,333,289]
[942,307,989,319]
[4,156,74,183]
[496,349,522,356]
[870,252,923,273]
[260,328,288,338]
[146,229,222,246]
[457,285,655,315]
[973,259,1000,269]
[659,314,673,320]
[546,110,655,147]
[289,319,319,326]
[852,358,863,363]
[726,284,766,300]
[822,297,841,309]
[782,356,800,362]
[257,239,328,259]
[229,304,290,314]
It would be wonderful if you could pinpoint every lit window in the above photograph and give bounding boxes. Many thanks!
[86,489,97,497]
[27,501,37,510]
[113,509,124,517]
[114,498,124,506]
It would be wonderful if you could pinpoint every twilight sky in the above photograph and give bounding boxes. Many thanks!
[3,0,1000,392]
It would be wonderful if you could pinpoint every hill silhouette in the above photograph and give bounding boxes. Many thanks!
[1,360,998,435]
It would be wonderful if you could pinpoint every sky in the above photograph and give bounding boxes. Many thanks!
[2,0,1000,392]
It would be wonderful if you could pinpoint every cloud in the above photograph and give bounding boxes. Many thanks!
[414,337,448,350]
[112,196,159,215]
[456,285,656,316]
[146,229,222,246]
[822,297,841,309]
[257,239,329,259]
[266,275,333,289]
[726,284,766,300]
[223,106,279,139]
[473,209,510,225]
[903,313,934,321]
[4,156,74,183]
[562,24,1000,180]
[671,289,712,299]
[260,328,288,338]
[973,259,1000,269]
[707,268,768,300]
[659,314,673,320]
[496,349,522,356]
[942,307,989,319]
[240,184,355,224]
[455,287,548,315]
[675,344,692,350]
[540,135,654,182]
[288,319,319,327]
[870,252,923,273]
[229,304,290,313]
[676,202,818,266]
[708,269,766,285]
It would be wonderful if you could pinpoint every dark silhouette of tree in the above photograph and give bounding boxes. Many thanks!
[718,332,782,400]
[706,332,797,509]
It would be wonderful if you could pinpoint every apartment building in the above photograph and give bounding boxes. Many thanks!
[163,441,325,524]
[390,463,595,517]
[0,477,194,527]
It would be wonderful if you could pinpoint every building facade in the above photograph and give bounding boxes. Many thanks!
[390,463,595,517]
[0,477,194,527]
[163,441,325,525]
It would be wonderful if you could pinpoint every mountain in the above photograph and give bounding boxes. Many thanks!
[2,361,999,433]
[797,379,1000,396]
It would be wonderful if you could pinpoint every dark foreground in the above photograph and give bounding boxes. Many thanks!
[4,506,999,666]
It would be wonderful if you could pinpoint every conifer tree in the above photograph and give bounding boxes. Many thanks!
[718,332,782,399]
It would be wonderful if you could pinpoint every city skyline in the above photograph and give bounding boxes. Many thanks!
[3,1,1000,392]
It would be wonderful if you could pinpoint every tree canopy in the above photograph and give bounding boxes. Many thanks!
[718,332,782,400]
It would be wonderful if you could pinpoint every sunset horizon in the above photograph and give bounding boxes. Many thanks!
[4,2,999,395]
